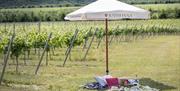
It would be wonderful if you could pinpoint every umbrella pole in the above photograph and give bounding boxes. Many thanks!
[105,18,109,75]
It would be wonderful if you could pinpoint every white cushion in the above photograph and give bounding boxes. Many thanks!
[95,75,113,86]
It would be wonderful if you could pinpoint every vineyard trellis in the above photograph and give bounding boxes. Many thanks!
[0,20,180,84]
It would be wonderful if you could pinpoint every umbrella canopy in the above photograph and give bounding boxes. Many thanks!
[65,0,150,75]
[65,0,150,20]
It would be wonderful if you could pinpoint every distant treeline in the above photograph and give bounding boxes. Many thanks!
[0,4,82,9]
[121,0,180,4]
[0,7,77,22]
[150,8,180,19]
[0,0,180,8]
[0,7,180,22]
[0,10,67,22]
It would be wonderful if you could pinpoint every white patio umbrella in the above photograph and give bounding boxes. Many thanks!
[65,0,150,75]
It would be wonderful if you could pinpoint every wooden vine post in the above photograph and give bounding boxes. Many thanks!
[35,32,52,75]
[0,34,15,85]
[82,28,98,61]
[63,29,79,67]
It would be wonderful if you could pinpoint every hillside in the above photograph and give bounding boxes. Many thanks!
[0,0,180,8]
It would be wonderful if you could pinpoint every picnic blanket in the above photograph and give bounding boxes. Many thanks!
[83,83,159,91]
[82,75,159,91]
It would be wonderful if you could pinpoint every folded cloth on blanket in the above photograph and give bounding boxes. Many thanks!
[119,78,139,86]
[95,75,113,87]
[106,78,119,89]
[128,79,139,86]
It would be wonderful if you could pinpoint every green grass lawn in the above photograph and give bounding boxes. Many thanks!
[0,35,179,91]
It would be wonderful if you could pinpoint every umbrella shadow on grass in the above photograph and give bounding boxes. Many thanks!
[140,78,176,90]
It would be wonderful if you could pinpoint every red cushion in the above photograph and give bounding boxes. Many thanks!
[106,78,119,88]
